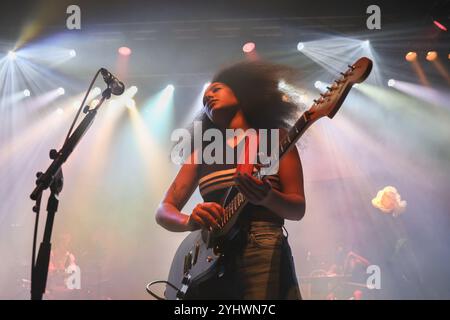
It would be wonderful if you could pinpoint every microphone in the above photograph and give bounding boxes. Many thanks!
[100,68,125,95]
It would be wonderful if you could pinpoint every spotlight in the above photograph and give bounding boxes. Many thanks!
[278,80,287,90]
[8,51,16,60]
[430,1,449,32]
[125,99,136,108]
[388,79,396,87]
[69,49,76,57]
[297,42,304,51]
[426,51,438,61]
[57,87,65,95]
[118,46,132,56]
[56,108,64,115]
[364,40,370,46]
[129,86,138,95]
[405,52,417,62]
[23,89,31,97]
[93,87,101,96]
[91,99,99,107]
[433,20,447,31]
[242,42,256,53]
[314,81,322,89]
[166,84,174,91]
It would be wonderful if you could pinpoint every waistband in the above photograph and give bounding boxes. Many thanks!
[247,210,284,226]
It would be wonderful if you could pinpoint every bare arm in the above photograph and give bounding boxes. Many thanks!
[266,145,306,220]
[155,152,199,232]
[155,152,225,232]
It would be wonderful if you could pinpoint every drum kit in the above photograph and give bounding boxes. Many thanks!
[299,251,369,300]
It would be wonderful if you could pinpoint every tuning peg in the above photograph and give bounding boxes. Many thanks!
[339,72,347,76]
[348,64,355,69]
[326,86,333,91]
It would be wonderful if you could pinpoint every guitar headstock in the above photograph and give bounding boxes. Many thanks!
[308,57,373,121]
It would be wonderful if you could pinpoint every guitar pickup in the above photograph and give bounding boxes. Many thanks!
[183,251,193,274]
[193,243,200,265]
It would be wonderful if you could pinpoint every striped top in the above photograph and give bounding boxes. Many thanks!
[199,167,282,198]
[197,135,284,225]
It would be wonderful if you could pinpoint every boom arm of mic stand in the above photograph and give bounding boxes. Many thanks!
[30,93,109,200]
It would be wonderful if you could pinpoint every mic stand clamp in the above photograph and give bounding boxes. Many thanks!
[30,167,63,300]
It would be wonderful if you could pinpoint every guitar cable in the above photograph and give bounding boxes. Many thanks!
[146,280,179,300]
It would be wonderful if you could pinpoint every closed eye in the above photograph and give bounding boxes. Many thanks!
[203,85,221,106]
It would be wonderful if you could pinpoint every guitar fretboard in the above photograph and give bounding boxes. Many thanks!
[219,110,314,227]
[220,192,246,227]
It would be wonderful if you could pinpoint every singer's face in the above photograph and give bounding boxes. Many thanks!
[202,82,239,124]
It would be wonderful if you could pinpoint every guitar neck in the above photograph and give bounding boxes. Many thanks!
[221,110,315,221]
[220,56,373,229]
[278,110,315,160]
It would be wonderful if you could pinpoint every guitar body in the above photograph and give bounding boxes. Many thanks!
[163,57,373,300]
[165,186,247,300]
[165,230,217,299]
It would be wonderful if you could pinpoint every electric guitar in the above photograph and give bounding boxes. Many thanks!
[165,57,373,299]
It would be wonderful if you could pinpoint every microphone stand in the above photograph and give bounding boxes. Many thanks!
[29,87,112,300]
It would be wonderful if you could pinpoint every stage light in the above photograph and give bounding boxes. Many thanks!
[69,49,76,57]
[426,51,438,61]
[405,52,417,62]
[363,40,370,46]
[166,84,174,91]
[433,20,447,31]
[129,86,138,95]
[56,108,64,115]
[126,99,136,108]
[314,81,322,89]
[57,87,65,95]
[8,51,16,60]
[118,46,132,56]
[297,42,304,51]
[372,186,407,217]
[430,0,449,32]
[93,87,101,96]
[243,42,256,53]
[91,99,99,107]
[388,79,396,87]
[23,89,31,97]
